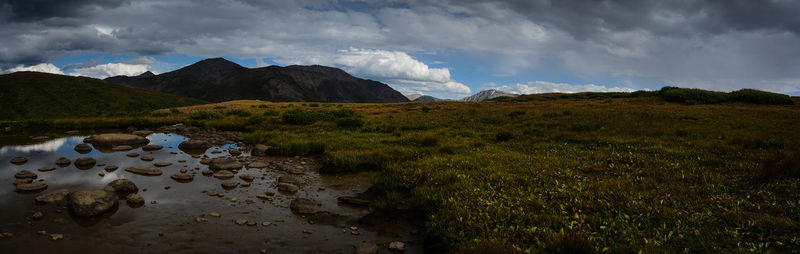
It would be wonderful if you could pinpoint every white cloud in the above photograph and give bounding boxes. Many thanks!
[71,63,149,79]
[506,81,637,94]
[277,48,471,98]
[6,63,64,75]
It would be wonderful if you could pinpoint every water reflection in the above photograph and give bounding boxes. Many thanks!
[0,132,423,253]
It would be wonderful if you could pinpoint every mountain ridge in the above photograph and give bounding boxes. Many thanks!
[462,89,519,102]
[105,58,409,103]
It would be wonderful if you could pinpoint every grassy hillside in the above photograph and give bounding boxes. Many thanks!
[0,71,206,120]
[3,92,799,252]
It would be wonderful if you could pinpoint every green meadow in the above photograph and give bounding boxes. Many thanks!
[2,89,799,253]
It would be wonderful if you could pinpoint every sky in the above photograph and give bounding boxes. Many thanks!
[1,0,799,99]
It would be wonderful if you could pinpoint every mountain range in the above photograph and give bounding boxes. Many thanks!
[462,89,519,102]
[105,58,409,103]
[406,93,446,102]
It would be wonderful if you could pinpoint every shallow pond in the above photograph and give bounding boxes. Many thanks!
[0,132,421,253]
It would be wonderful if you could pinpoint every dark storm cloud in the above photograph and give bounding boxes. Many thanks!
[1,0,799,94]
[2,0,126,21]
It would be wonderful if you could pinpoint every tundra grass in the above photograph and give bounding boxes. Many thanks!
[3,96,799,253]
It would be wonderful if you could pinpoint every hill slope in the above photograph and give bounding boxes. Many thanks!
[0,72,206,120]
[105,58,410,103]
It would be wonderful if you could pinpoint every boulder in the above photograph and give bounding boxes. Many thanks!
[221,182,239,189]
[55,157,71,166]
[289,198,320,214]
[209,157,243,170]
[140,155,154,161]
[251,144,270,156]
[178,139,211,150]
[35,189,70,203]
[126,152,139,157]
[104,179,138,193]
[88,133,149,146]
[124,166,163,176]
[142,145,163,151]
[10,157,28,165]
[68,190,119,217]
[15,170,37,179]
[74,143,92,153]
[104,165,118,171]
[16,183,48,192]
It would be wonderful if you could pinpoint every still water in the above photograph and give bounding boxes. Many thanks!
[0,132,420,253]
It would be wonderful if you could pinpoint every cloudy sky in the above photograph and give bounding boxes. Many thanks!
[2,0,799,98]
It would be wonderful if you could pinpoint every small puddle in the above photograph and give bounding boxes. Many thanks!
[0,132,422,253]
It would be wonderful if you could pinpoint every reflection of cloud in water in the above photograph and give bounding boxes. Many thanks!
[0,137,75,154]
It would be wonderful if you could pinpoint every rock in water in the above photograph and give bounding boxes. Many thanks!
[16,183,48,192]
[142,145,163,151]
[213,170,235,179]
[221,182,239,189]
[14,170,37,179]
[178,139,211,150]
[10,157,28,164]
[132,130,154,137]
[111,145,133,151]
[88,133,149,146]
[289,198,320,214]
[153,162,172,167]
[278,175,305,184]
[209,157,243,170]
[251,144,270,156]
[35,189,70,203]
[104,165,119,171]
[55,157,71,166]
[247,161,269,168]
[125,194,144,205]
[104,179,138,193]
[74,143,92,153]
[354,243,379,254]
[140,155,154,161]
[388,241,406,252]
[238,174,254,181]
[125,166,163,176]
[277,183,298,193]
[13,178,33,185]
[38,167,56,172]
[74,157,96,168]
[68,190,118,217]
[170,174,193,181]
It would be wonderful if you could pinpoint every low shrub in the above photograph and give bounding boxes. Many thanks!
[661,87,729,104]
[729,89,794,105]
[336,117,364,129]
[226,109,251,117]
[213,105,227,109]
[189,110,223,120]
[495,128,514,141]
[420,133,439,147]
